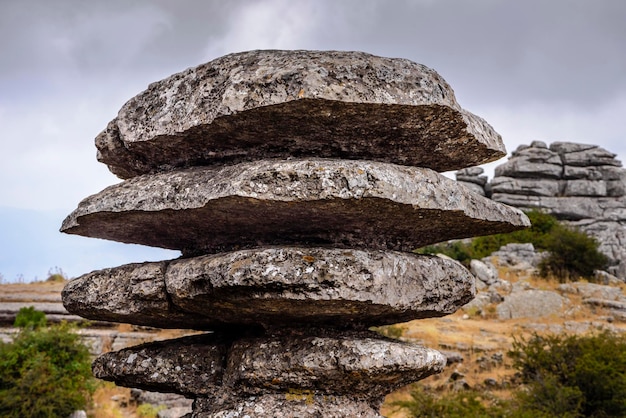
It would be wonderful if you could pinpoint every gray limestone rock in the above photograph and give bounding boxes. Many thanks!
[558,282,623,301]
[491,176,561,196]
[607,179,626,197]
[456,167,488,186]
[490,195,626,221]
[563,165,624,181]
[225,333,445,398]
[484,243,545,269]
[457,181,486,196]
[488,138,626,271]
[461,293,493,316]
[91,330,443,408]
[457,167,485,177]
[456,175,488,186]
[63,248,476,329]
[95,50,505,179]
[563,180,607,197]
[61,159,530,255]
[574,220,626,261]
[551,142,622,167]
[593,270,623,285]
[495,145,562,179]
[93,334,230,396]
[530,140,548,148]
[496,290,568,319]
[470,259,498,285]
[584,298,626,310]
[191,394,381,418]
[549,142,597,154]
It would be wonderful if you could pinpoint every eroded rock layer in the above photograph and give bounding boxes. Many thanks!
[61,159,529,255]
[63,248,475,329]
[191,394,382,418]
[96,50,505,178]
[93,330,445,407]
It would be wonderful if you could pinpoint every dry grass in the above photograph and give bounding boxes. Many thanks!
[380,266,626,417]
[90,382,135,418]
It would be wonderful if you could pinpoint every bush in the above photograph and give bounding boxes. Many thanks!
[0,310,95,417]
[417,210,557,263]
[509,331,626,417]
[395,332,626,418]
[392,385,509,418]
[539,226,608,281]
[13,306,47,329]
[418,210,608,281]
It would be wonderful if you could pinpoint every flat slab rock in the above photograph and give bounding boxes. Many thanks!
[96,50,505,179]
[61,159,529,255]
[63,247,475,329]
[93,330,445,403]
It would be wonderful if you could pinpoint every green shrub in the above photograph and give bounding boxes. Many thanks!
[392,385,509,418]
[509,331,626,417]
[539,226,608,281]
[13,306,47,329]
[395,332,626,418]
[418,210,608,281]
[417,210,556,263]
[0,311,95,417]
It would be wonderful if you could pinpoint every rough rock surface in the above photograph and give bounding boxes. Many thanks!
[496,290,568,319]
[226,333,445,397]
[63,248,475,329]
[191,394,381,418]
[96,50,505,179]
[470,259,498,285]
[93,330,444,402]
[61,159,529,255]
[484,243,546,270]
[93,334,230,396]
[494,142,562,179]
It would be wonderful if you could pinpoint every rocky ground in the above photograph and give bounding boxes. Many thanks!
[3,243,626,417]
[382,244,626,417]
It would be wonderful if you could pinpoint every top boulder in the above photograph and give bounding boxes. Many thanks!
[96,50,506,178]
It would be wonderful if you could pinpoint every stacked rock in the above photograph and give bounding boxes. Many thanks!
[489,140,626,277]
[61,50,529,417]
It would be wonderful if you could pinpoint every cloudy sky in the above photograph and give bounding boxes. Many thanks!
[1,0,625,282]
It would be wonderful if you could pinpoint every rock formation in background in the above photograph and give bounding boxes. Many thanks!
[61,50,528,417]
[457,140,626,278]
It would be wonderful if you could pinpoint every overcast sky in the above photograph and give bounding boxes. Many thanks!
[1,0,625,282]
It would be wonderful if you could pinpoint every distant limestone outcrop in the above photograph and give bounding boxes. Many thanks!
[457,140,626,277]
